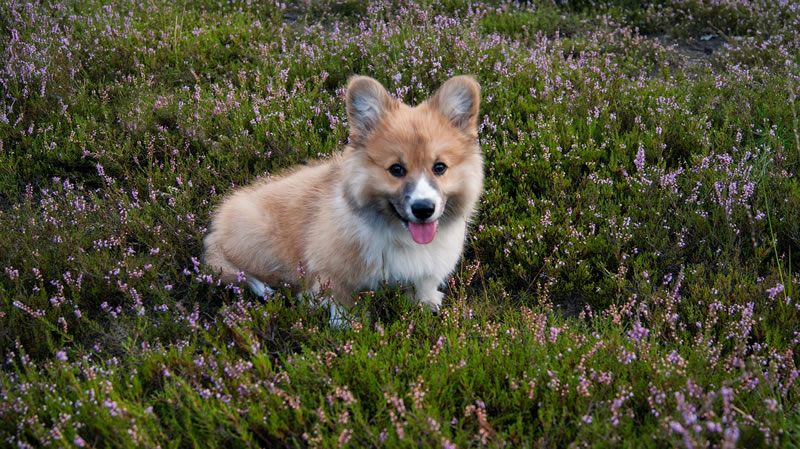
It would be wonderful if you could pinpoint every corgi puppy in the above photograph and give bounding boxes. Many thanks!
[203,75,483,326]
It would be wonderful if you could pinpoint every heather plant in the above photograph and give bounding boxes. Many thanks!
[1,0,799,448]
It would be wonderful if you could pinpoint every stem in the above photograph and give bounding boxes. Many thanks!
[762,189,786,300]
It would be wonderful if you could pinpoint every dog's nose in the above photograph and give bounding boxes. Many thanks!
[411,200,435,220]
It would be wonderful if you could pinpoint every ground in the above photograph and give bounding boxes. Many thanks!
[0,1,799,448]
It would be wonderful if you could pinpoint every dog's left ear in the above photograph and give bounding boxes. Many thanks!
[430,76,481,138]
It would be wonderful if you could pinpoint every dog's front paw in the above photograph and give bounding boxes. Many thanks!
[418,290,444,314]
[422,301,441,314]
[247,278,274,298]
[327,301,353,329]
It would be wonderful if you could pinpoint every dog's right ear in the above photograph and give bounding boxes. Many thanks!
[346,76,396,141]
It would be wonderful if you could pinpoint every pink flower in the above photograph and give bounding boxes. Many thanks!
[767,283,784,300]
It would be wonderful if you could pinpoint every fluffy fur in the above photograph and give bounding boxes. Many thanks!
[203,75,483,325]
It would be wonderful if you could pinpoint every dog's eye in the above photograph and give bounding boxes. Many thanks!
[388,164,406,177]
[432,162,447,176]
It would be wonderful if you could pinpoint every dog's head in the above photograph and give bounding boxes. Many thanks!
[342,75,483,244]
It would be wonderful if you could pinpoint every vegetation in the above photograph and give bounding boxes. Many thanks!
[1,0,798,447]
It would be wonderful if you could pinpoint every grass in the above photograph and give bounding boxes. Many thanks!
[1,0,799,447]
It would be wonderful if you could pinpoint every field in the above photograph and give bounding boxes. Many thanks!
[1,0,799,447]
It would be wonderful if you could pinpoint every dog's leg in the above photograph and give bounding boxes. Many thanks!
[247,278,275,298]
[327,300,349,329]
[416,278,444,313]
[326,285,357,329]
[306,295,351,329]
[295,279,354,329]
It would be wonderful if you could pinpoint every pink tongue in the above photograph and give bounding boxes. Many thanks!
[408,221,437,244]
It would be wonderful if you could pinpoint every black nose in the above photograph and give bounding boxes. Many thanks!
[411,200,435,220]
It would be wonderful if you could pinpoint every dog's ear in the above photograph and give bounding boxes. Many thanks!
[430,76,480,138]
[346,76,396,141]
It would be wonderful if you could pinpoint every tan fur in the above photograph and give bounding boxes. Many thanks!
[203,75,483,312]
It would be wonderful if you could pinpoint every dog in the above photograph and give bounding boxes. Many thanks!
[203,75,483,326]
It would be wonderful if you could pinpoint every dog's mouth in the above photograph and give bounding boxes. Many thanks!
[387,200,438,244]
[387,200,406,224]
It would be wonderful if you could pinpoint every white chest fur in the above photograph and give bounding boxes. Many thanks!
[358,220,466,290]
[322,193,468,292]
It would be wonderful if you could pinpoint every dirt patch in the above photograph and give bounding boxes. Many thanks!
[650,28,727,69]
